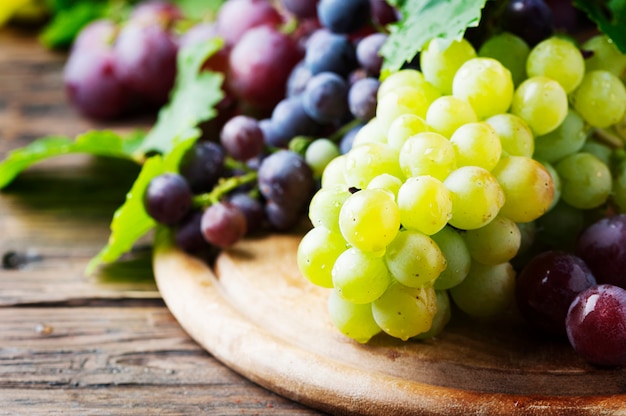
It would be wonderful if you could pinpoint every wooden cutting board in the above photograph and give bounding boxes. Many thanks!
[153,228,626,415]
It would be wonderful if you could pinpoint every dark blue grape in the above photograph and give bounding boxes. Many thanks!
[281,0,319,19]
[317,0,371,34]
[268,96,320,147]
[287,60,313,97]
[179,142,226,194]
[302,72,349,124]
[258,150,314,207]
[175,210,211,253]
[228,192,267,234]
[144,173,193,225]
[348,77,379,121]
[340,122,364,154]
[265,200,303,230]
[304,30,357,77]
[356,32,387,76]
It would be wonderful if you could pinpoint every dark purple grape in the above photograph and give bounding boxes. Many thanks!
[265,200,302,230]
[258,150,315,207]
[201,202,247,248]
[71,19,117,52]
[219,115,265,161]
[130,0,182,26]
[516,250,597,335]
[286,60,313,97]
[575,214,626,288]
[347,77,379,121]
[304,29,357,77]
[280,0,319,19]
[302,72,349,124]
[500,0,553,46]
[340,122,364,154]
[228,192,267,234]
[114,20,178,107]
[144,173,193,225]
[268,96,320,147]
[317,0,371,34]
[369,0,398,27]
[64,48,129,120]
[179,142,226,194]
[356,32,386,76]
[228,25,302,111]
[175,210,211,253]
[216,0,284,47]
[566,284,626,367]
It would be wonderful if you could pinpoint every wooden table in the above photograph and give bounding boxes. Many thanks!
[0,26,322,415]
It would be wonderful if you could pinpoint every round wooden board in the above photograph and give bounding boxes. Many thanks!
[153,229,626,415]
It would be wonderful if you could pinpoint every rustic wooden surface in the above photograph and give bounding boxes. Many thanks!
[0,26,323,415]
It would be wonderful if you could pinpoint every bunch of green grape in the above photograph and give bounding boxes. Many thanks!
[297,31,626,344]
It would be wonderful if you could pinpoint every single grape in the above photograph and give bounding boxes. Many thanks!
[570,70,626,128]
[286,60,313,98]
[378,69,440,104]
[348,77,379,122]
[327,289,381,343]
[308,184,352,231]
[219,115,265,161]
[201,202,247,248]
[376,85,431,130]
[343,142,402,189]
[386,114,429,151]
[305,138,341,178]
[384,230,446,288]
[227,192,266,234]
[485,113,534,158]
[351,117,387,148]
[500,0,553,46]
[463,215,521,265]
[412,290,452,340]
[431,226,471,290]
[174,210,211,254]
[478,31,529,86]
[366,173,402,199]
[511,76,568,136]
[399,132,456,181]
[356,32,387,76]
[533,109,588,164]
[304,29,357,77]
[178,141,226,194]
[144,173,193,225]
[321,154,349,187]
[215,0,283,46]
[317,0,371,34]
[302,71,349,123]
[265,199,303,231]
[258,150,315,207]
[297,226,347,288]
[268,96,320,148]
[526,36,585,93]
[425,95,477,139]
[420,38,476,95]
[332,247,391,304]
[449,121,502,171]
[71,19,117,52]
[582,35,626,79]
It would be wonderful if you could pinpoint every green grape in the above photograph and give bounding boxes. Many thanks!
[462,215,521,265]
[537,159,561,211]
[372,282,437,340]
[582,35,626,79]
[420,38,477,95]
[384,229,446,288]
[376,85,430,130]
[534,200,585,251]
[555,152,612,209]
[425,95,477,138]
[339,188,400,253]
[485,113,534,158]
[321,154,348,187]
[492,155,555,223]
[378,69,440,102]
[344,142,403,189]
[570,70,626,128]
[526,36,585,93]
[449,121,502,171]
[308,184,352,232]
[431,226,471,290]
[327,290,381,344]
[412,290,451,340]
[533,109,588,163]
[399,132,456,181]
[305,138,340,178]
[386,113,430,151]
[332,247,391,304]
[443,166,505,230]
[581,139,613,166]
[366,173,403,200]
[452,57,514,119]
[297,226,347,288]
[478,31,529,86]
[511,76,568,136]
[352,117,387,148]
[397,175,452,235]
[449,261,516,318]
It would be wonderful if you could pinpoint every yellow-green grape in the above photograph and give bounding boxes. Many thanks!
[420,38,477,95]
[431,226,471,290]
[297,226,347,288]
[462,215,521,265]
[399,132,456,181]
[352,117,387,148]
[327,290,381,344]
[582,139,613,166]
[332,247,391,304]
[308,184,352,232]
[376,85,430,130]
[397,176,452,235]
[412,290,451,340]
[555,152,612,209]
[384,230,447,288]
[582,35,626,79]
[305,138,340,178]
[339,188,400,253]
[386,113,430,151]
[449,261,516,318]
[526,36,585,93]
[452,57,514,119]
[425,95,478,138]
[492,155,555,223]
[570,70,626,128]
[443,166,505,230]
[533,109,588,164]
[538,159,561,211]
[511,76,568,135]
[485,113,534,158]
[366,173,403,200]
[344,142,402,189]
[478,31,530,86]
[449,121,502,171]
[378,68,441,103]
[321,154,348,187]
[372,282,437,340]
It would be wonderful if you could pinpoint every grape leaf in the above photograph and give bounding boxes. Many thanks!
[135,38,225,158]
[575,0,626,53]
[0,130,143,189]
[380,0,488,72]
[39,1,106,49]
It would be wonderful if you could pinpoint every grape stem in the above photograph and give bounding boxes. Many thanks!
[593,127,624,149]
[192,171,258,207]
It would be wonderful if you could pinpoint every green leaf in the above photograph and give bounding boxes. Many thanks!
[39,1,106,49]
[0,130,142,189]
[575,0,626,53]
[136,38,225,157]
[380,0,487,72]
[174,0,225,19]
